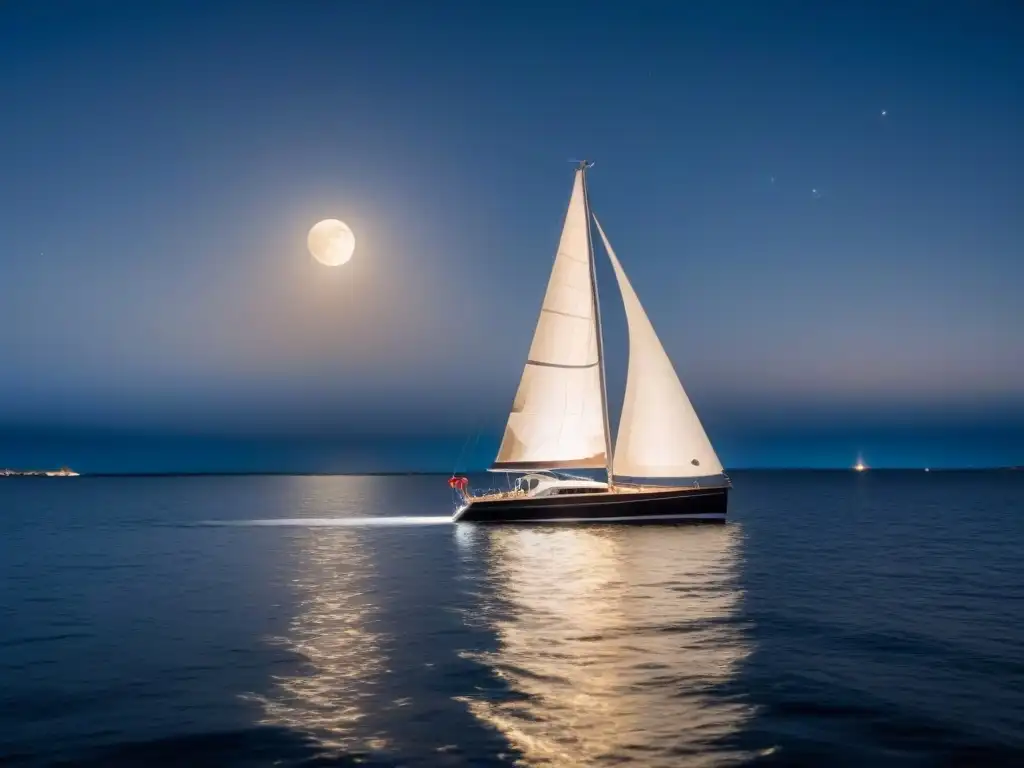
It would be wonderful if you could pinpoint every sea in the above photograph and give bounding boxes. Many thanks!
[1,471,1022,767]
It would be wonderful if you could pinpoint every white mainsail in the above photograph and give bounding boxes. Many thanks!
[594,216,724,479]
[492,169,608,470]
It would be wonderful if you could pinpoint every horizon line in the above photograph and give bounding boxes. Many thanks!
[2,467,1021,478]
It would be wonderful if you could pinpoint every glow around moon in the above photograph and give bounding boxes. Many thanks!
[307,219,355,266]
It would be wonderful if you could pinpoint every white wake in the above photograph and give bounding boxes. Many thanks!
[197,516,453,527]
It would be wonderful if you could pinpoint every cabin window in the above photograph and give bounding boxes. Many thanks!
[520,478,539,492]
[553,487,592,495]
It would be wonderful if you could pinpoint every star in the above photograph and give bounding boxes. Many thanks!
[881,109,887,117]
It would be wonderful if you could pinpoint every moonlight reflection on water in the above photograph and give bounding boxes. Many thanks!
[456,525,754,766]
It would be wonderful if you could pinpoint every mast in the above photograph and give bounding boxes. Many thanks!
[579,161,615,490]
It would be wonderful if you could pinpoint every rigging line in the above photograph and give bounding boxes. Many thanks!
[450,416,484,476]
[450,431,473,476]
[467,427,483,471]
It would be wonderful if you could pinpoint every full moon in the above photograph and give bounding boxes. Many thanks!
[307,219,355,266]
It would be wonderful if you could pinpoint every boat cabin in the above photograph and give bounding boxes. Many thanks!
[513,472,607,498]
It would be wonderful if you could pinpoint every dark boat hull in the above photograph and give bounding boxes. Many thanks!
[452,486,728,524]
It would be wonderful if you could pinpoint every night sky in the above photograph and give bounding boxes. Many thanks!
[2,1,1021,472]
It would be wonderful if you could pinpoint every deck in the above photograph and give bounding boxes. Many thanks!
[464,484,709,504]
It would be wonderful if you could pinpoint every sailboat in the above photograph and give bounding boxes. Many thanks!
[452,162,730,523]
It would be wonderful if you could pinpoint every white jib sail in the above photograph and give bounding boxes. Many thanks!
[593,216,724,479]
[492,170,607,470]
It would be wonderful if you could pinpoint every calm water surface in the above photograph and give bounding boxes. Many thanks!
[1,471,1022,766]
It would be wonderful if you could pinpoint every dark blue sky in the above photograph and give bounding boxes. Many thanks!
[2,1,1021,471]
